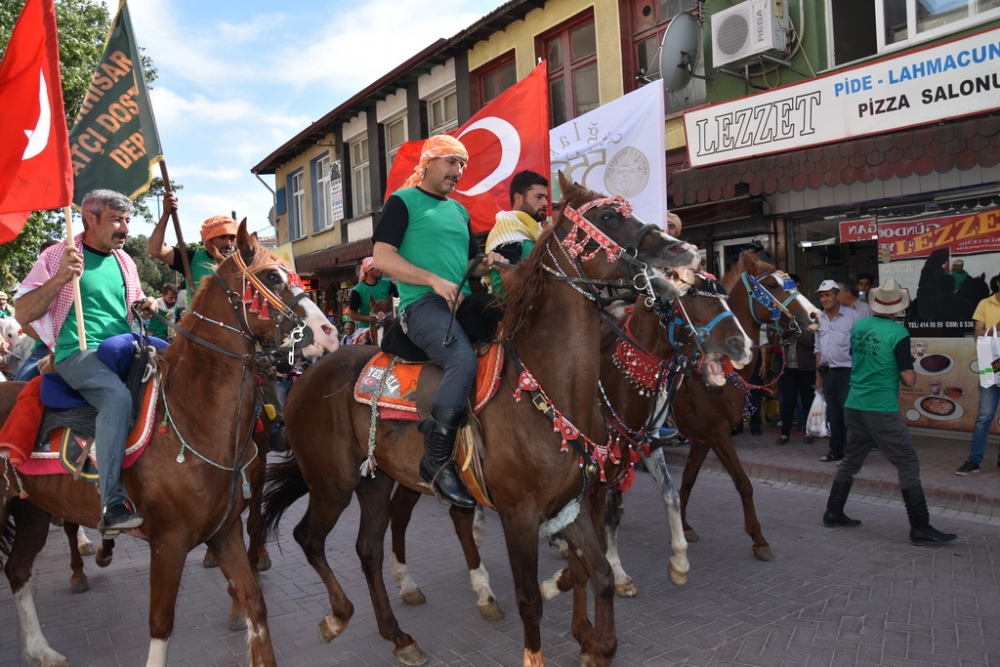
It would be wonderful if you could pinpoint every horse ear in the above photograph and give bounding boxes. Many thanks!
[236,218,256,261]
[557,170,574,198]
[369,294,376,310]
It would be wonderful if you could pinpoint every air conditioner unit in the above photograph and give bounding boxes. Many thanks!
[711,0,790,68]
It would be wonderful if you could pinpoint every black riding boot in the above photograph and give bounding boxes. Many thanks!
[902,485,957,545]
[823,479,862,527]
[418,406,476,508]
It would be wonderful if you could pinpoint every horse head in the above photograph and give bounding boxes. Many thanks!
[728,250,820,335]
[211,221,340,359]
[657,272,753,386]
[366,294,394,347]
[551,172,700,301]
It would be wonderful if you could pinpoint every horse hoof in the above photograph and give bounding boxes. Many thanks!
[580,653,611,667]
[95,550,113,568]
[684,529,700,543]
[70,577,90,594]
[753,546,774,562]
[318,614,348,644]
[228,610,247,631]
[78,541,94,557]
[394,643,429,666]
[523,649,546,667]
[668,565,689,586]
[615,580,638,598]
[256,553,272,572]
[401,588,426,605]
[203,551,217,568]
[478,600,504,620]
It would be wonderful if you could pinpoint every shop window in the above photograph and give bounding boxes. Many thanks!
[350,137,372,217]
[311,153,333,233]
[385,118,406,172]
[474,55,517,110]
[429,90,458,134]
[540,14,599,127]
[832,0,1000,65]
[287,169,305,241]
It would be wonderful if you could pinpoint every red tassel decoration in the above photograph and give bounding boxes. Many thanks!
[249,294,260,314]
[288,272,303,288]
[258,299,270,320]
[242,282,253,304]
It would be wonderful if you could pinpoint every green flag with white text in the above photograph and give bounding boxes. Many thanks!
[68,1,162,205]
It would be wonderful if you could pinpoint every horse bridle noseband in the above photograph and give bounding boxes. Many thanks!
[740,269,804,342]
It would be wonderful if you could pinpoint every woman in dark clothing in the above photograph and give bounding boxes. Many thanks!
[776,329,817,445]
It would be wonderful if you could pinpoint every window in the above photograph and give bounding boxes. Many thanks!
[288,169,305,241]
[350,137,372,217]
[385,118,406,172]
[541,15,599,127]
[429,90,458,134]
[626,0,704,113]
[832,0,1000,65]
[476,56,517,108]
[311,153,333,233]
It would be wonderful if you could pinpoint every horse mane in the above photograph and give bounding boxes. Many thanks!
[721,249,775,292]
[500,183,604,340]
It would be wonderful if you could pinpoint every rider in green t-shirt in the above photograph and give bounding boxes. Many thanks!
[372,135,503,508]
[146,283,181,341]
[348,257,397,330]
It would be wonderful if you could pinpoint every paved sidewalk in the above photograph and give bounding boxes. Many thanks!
[0,449,998,666]
[661,422,1000,521]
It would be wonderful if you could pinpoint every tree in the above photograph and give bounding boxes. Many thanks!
[0,0,162,293]
[124,234,178,296]
[133,177,183,225]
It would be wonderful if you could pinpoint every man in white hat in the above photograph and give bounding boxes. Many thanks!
[822,278,956,545]
[0,291,14,319]
[814,279,861,462]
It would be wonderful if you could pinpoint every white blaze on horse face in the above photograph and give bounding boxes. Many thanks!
[287,286,340,357]
[729,305,754,367]
[793,293,822,330]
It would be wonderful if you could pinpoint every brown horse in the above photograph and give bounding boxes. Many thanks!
[671,249,820,561]
[389,271,756,611]
[0,223,339,667]
[352,294,395,347]
[259,176,701,667]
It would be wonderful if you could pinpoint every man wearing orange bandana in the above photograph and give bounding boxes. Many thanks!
[373,135,502,507]
[148,193,237,298]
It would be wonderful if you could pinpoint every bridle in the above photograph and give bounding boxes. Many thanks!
[548,195,663,305]
[740,269,804,341]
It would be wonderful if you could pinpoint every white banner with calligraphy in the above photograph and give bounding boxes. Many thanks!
[684,27,1000,167]
[549,83,668,228]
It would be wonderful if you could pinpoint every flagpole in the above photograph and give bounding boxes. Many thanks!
[158,161,195,300]
[62,206,86,350]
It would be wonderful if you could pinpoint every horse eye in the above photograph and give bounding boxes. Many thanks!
[266,271,282,285]
[601,212,613,221]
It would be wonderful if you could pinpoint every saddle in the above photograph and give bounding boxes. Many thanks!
[0,333,167,478]
[354,293,503,507]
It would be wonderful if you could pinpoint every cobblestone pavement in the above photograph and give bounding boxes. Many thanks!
[0,451,998,666]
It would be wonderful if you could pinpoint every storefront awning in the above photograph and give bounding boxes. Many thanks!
[295,238,373,275]
[668,114,1000,208]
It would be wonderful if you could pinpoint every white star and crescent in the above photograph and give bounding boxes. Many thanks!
[22,70,51,161]
[456,116,520,197]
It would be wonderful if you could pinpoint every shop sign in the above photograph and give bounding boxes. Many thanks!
[838,218,877,243]
[330,159,344,223]
[878,208,1000,261]
[684,27,1000,167]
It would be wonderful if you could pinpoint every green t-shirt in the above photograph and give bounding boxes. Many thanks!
[55,247,131,363]
[351,278,393,329]
[147,299,180,339]
[377,188,475,311]
[845,316,911,413]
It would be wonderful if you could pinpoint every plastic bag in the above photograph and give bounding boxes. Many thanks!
[806,390,829,438]
[976,326,1000,388]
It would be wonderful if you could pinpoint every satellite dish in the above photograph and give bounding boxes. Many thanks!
[659,12,701,92]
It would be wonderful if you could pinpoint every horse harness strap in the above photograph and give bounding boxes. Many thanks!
[507,344,619,499]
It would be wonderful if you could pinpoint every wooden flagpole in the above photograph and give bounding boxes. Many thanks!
[158,161,196,302]
[63,206,86,350]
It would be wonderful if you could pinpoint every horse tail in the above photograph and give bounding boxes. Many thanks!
[0,499,18,564]
[259,454,308,542]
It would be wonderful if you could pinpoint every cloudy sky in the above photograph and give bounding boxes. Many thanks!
[123,0,508,242]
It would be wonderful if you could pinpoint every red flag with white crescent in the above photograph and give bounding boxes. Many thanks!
[385,61,550,234]
[0,0,73,243]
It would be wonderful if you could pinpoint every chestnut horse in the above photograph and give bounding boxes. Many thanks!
[259,177,700,667]
[351,294,394,347]
[0,223,339,667]
[670,249,820,561]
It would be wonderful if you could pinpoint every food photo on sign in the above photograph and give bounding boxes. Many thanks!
[860,208,1000,434]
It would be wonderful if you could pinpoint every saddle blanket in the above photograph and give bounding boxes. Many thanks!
[354,344,505,420]
[19,377,160,478]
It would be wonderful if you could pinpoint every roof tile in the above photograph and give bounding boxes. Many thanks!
[956,149,978,171]
[867,151,885,166]
[980,146,1000,168]
[874,135,894,152]
[979,116,1000,137]
[904,143,924,160]
[924,140,944,157]
[895,158,914,179]
[808,171,824,189]
[841,167,858,185]
[877,161,896,180]
[934,126,955,143]
[858,165,878,183]
[934,152,955,173]
[915,155,936,176]
[777,175,793,192]
[824,170,840,187]
[792,173,809,190]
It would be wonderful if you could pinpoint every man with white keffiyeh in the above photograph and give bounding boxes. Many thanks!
[16,189,156,535]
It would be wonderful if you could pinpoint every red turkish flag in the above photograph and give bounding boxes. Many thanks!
[385,61,550,234]
[0,0,73,243]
